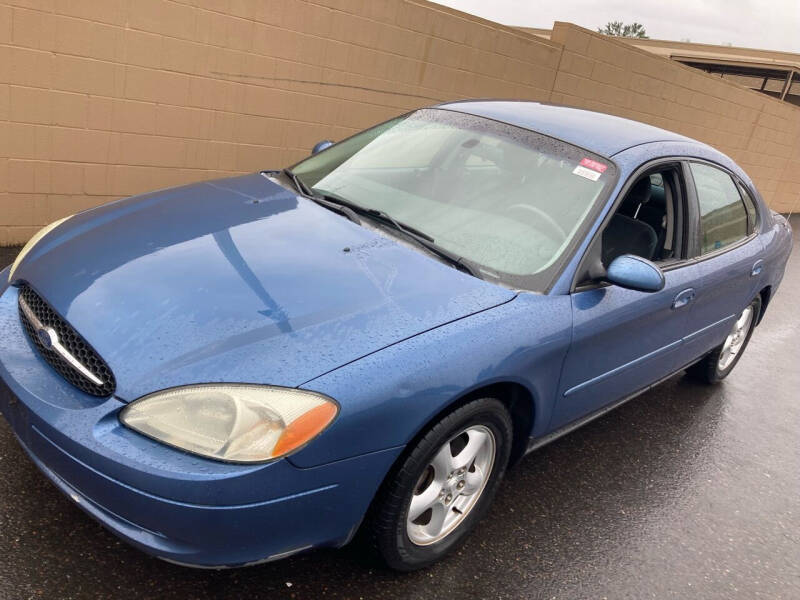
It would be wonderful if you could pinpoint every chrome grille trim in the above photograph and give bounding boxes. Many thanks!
[18,294,104,386]
[17,284,116,397]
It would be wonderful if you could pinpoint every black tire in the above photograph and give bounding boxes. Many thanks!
[364,398,513,571]
[687,295,761,384]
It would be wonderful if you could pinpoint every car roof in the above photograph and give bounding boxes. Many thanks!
[436,100,700,158]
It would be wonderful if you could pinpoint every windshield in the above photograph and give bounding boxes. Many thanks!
[290,108,617,291]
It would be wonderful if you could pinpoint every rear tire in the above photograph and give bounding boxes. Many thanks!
[364,398,512,571]
[687,296,761,384]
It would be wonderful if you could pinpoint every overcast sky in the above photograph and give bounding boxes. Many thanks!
[433,0,800,53]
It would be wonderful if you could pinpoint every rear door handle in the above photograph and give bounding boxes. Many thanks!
[672,288,695,309]
[751,259,764,277]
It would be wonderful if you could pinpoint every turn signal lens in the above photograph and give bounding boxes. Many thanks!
[120,385,338,463]
[272,402,338,457]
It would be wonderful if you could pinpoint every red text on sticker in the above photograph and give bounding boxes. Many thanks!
[579,158,608,173]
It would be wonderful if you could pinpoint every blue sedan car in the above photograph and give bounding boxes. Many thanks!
[0,101,793,571]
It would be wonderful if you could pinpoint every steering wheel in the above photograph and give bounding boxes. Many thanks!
[504,204,568,244]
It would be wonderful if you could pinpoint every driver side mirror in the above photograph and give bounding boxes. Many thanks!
[605,254,665,292]
[311,140,334,155]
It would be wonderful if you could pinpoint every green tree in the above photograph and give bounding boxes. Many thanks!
[597,21,649,38]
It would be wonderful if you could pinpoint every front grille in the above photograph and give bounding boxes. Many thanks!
[17,285,116,397]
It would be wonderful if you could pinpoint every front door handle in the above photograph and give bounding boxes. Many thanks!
[751,259,764,277]
[672,288,695,309]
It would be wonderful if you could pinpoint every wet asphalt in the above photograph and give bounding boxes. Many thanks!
[0,217,798,599]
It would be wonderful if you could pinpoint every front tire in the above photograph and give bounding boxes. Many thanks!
[687,295,761,384]
[365,398,513,571]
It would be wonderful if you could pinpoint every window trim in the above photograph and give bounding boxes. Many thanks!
[684,158,759,263]
[734,177,760,235]
[685,229,759,265]
[570,157,692,294]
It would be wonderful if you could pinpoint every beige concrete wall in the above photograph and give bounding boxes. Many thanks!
[549,22,800,215]
[0,3,798,245]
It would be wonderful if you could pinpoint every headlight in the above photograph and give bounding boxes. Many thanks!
[8,215,72,282]
[120,385,338,463]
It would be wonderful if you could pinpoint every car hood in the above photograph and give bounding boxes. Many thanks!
[14,173,515,401]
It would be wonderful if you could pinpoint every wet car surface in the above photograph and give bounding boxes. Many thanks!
[0,217,798,599]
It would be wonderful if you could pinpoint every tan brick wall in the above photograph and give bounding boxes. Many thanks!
[549,22,800,215]
[0,3,797,245]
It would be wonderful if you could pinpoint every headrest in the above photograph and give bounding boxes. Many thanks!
[627,177,652,206]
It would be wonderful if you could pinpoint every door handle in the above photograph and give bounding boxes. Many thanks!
[672,288,695,309]
[751,259,764,277]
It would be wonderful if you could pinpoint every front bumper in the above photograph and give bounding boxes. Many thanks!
[0,281,401,567]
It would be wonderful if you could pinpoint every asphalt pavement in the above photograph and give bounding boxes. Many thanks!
[0,217,798,599]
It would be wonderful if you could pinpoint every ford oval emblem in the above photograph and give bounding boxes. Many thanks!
[37,327,57,350]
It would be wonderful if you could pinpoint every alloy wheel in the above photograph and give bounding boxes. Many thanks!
[406,425,496,546]
[718,306,754,371]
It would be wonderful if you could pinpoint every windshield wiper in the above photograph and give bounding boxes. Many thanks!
[314,191,482,279]
[363,208,434,242]
[282,169,361,225]
[401,231,482,279]
[283,175,480,279]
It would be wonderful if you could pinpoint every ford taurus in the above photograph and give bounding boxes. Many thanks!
[0,101,793,570]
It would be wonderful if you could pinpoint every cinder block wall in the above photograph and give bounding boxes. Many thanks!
[0,2,798,245]
[0,0,561,244]
[549,22,800,217]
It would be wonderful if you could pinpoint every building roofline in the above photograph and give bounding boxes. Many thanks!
[514,26,800,70]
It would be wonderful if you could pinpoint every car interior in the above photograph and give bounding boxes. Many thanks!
[602,167,684,266]
[576,165,685,287]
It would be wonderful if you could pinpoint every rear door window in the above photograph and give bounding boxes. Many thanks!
[689,162,749,254]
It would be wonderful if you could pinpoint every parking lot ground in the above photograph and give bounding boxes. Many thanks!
[0,216,798,599]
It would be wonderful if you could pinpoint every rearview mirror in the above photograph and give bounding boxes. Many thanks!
[605,254,665,292]
[311,140,334,155]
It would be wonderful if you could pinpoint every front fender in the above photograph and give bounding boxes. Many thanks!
[290,293,573,468]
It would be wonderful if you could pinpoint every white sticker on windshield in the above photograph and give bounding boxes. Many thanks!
[572,165,602,181]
